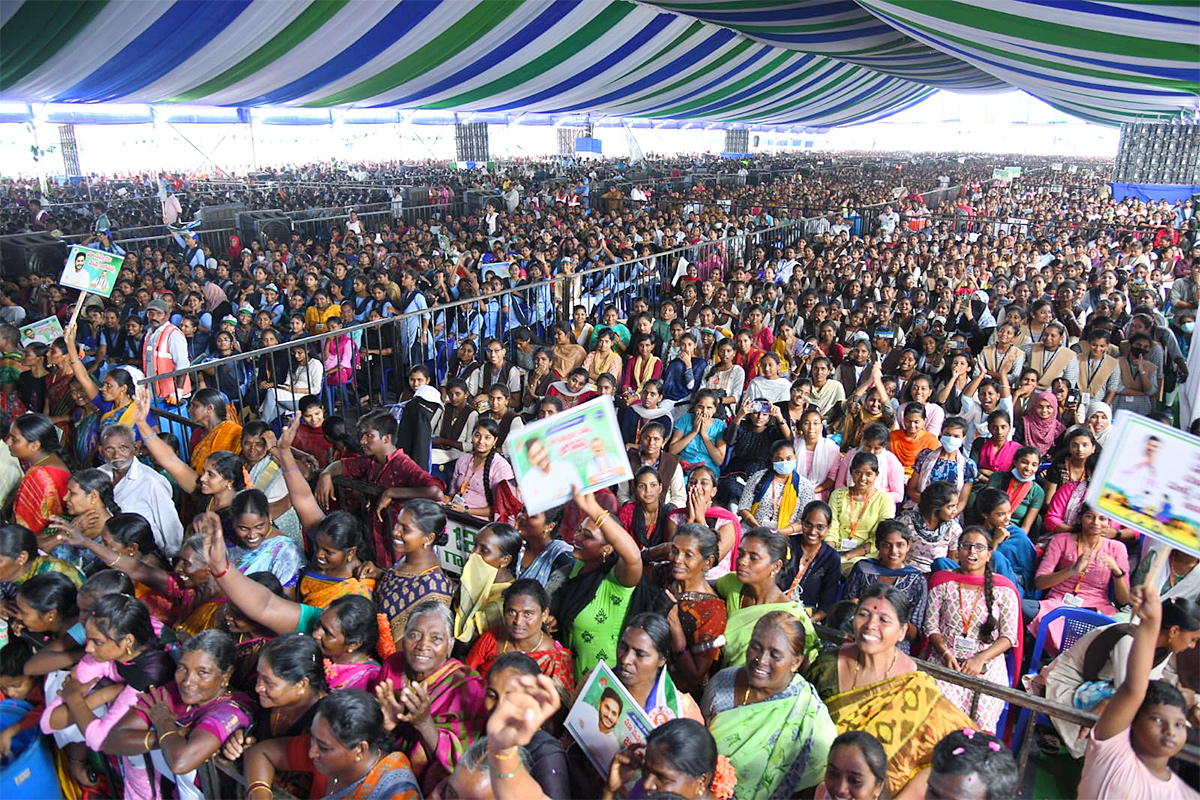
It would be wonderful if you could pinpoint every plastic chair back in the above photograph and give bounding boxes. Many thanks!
[1011,606,1114,752]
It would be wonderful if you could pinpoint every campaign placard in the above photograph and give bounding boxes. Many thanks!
[18,315,64,347]
[564,661,652,776]
[60,244,121,298]
[504,394,633,515]
[1085,411,1200,557]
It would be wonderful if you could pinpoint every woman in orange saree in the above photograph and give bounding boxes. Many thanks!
[187,387,243,474]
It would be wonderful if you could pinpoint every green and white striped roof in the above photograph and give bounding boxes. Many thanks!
[0,0,1196,125]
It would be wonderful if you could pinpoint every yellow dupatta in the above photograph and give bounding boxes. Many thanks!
[453,555,511,643]
[100,400,138,429]
[751,472,801,527]
[823,670,974,797]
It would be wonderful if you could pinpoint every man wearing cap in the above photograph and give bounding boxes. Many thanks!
[870,327,903,375]
[143,298,192,438]
[261,284,284,325]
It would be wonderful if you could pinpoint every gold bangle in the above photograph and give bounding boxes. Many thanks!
[143,730,155,751]
[247,780,273,793]
[489,747,519,763]
[592,511,609,529]
[158,729,181,742]
[107,554,122,568]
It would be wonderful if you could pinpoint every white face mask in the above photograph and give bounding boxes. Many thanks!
[939,435,964,453]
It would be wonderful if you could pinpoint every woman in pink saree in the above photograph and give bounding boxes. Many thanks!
[371,600,486,794]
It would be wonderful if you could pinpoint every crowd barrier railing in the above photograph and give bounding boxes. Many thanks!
[133,215,811,433]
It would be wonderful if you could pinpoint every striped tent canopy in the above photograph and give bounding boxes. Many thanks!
[0,0,1196,126]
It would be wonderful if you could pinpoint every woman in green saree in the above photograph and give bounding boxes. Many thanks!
[715,528,817,669]
[806,583,973,800]
[702,611,836,800]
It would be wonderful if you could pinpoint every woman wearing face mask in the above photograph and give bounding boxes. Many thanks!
[703,612,836,799]
[924,526,1021,734]
[737,441,817,535]
[983,445,1044,535]
[806,583,973,800]
[103,629,253,800]
[198,513,381,691]
[904,416,977,518]
[453,522,521,645]
[844,521,926,653]
[1041,594,1200,760]
[716,528,817,670]
[815,731,888,800]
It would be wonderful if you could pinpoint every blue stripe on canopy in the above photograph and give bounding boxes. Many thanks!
[55,0,253,103]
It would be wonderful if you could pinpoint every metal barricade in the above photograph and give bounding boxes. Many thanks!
[135,216,811,418]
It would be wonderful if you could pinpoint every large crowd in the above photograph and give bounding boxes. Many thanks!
[0,151,1197,800]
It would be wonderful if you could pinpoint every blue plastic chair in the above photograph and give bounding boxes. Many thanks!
[323,380,356,415]
[1011,606,1115,754]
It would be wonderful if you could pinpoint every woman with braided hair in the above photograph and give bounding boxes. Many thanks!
[446,417,515,521]
[922,525,1021,733]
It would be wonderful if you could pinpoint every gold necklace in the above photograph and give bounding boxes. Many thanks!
[502,632,545,654]
[850,649,899,690]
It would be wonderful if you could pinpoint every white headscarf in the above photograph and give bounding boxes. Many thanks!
[1085,400,1113,446]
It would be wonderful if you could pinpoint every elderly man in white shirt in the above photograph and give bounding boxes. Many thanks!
[97,425,184,557]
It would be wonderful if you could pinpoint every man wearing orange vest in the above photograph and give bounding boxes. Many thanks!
[143,298,192,438]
